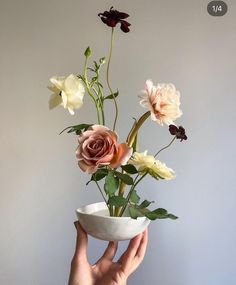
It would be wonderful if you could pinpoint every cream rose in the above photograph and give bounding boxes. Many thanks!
[129,151,155,173]
[76,125,133,174]
[48,74,85,115]
[149,160,175,180]
[140,80,182,125]
[129,151,175,180]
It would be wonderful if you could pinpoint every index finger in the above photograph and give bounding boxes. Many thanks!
[73,221,88,262]
[135,228,148,260]
[118,232,143,270]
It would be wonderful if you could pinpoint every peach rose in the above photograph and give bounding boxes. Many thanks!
[76,125,133,173]
[140,80,182,125]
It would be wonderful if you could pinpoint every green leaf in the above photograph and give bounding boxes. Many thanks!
[87,67,95,73]
[92,169,108,181]
[90,76,98,85]
[104,171,119,196]
[138,207,151,215]
[128,207,141,219]
[71,124,91,131]
[152,208,168,215]
[86,169,108,185]
[60,123,92,135]
[114,171,133,185]
[104,91,119,100]
[138,200,153,209]
[130,190,140,204]
[108,196,127,207]
[144,208,178,220]
[93,61,99,70]
[95,82,103,88]
[145,212,161,220]
[121,164,138,174]
[167,213,178,220]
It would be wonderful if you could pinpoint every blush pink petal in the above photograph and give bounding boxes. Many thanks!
[89,125,118,141]
[110,143,133,168]
[78,160,98,174]
[90,124,109,132]
[145,79,153,94]
[76,124,130,172]
[97,146,116,165]
[140,81,182,126]
[78,130,94,143]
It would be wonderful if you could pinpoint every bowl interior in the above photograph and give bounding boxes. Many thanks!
[77,201,133,218]
[77,201,109,215]
[76,202,150,241]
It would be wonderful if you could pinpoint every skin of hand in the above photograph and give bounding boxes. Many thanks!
[68,221,148,285]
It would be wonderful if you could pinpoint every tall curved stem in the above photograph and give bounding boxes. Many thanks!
[106,28,118,131]
[154,136,176,157]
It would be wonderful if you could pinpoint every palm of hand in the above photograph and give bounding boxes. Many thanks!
[93,258,126,285]
[68,222,148,285]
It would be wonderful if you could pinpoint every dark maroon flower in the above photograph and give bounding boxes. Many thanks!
[98,7,131,33]
[169,125,187,141]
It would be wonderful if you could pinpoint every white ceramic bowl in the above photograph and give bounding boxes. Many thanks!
[76,202,150,241]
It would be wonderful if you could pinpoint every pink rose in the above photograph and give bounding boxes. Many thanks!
[140,80,182,125]
[76,125,133,173]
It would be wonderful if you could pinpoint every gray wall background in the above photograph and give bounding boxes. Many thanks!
[1,0,236,284]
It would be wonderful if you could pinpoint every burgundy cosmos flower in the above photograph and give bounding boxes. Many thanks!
[169,125,187,141]
[98,7,131,33]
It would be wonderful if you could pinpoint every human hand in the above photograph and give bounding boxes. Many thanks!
[68,221,148,285]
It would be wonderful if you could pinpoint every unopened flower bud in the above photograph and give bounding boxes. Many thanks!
[84,46,91,58]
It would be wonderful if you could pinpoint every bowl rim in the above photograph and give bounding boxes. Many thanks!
[76,201,148,221]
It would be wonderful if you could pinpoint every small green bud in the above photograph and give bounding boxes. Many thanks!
[99,57,105,65]
[84,47,91,58]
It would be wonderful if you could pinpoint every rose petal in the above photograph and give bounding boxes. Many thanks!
[78,160,98,174]
[50,76,65,90]
[49,93,62,110]
[110,143,133,168]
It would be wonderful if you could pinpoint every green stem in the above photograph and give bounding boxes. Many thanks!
[116,111,151,207]
[84,57,101,124]
[117,111,151,201]
[110,206,114,217]
[119,172,148,217]
[94,180,114,216]
[154,136,176,158]
[134,172,148,187]
[94,180,107,205]
[106,28,118,131]
[91,86,105,125]
[96,71,105,125]
[98,88,105,125]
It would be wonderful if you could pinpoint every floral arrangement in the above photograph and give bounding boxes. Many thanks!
[48,7,187,220]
